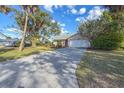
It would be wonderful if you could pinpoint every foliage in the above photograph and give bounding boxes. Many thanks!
[78,14,110,41]
[78,6,124,50]
[15,6,61,47]
[104,6,124,32]
[15,6,48,40]
[0,5,12,14]
[15,6,48,34]
[40,21,61,41]
[0,5,61,50]
[91,32,124,50]
[35,40,41,46]
[15,41,21,47]
[15,40,32,47]
[78,19,99,40]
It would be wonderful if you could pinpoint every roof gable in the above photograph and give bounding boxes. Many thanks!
[54,33,74,40]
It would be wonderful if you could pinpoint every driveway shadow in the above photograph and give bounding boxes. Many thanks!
[0,48,84,88]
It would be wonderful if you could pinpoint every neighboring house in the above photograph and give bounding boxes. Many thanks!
[53,33,90,48]
[0,38,19,47]
[0,32,19,47]
[0,39,5,46]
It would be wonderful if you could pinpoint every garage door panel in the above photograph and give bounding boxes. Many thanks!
[68,40,90,48]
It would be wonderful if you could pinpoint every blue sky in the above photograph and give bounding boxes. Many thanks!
[0,5,105,39]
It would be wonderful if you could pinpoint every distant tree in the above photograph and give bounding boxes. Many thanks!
[105,5,124,32]
[40,21,61,43]
[78,5,124,50]
[78,19,102,41]
[105,5,124,12]
[78,7,124,41]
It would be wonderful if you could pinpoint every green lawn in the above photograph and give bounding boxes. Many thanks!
[76,50,124,88]
[0,46,53,62]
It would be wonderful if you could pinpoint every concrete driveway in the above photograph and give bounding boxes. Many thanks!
[0,48,85,88]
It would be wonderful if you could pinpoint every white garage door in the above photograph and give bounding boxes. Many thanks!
[68,40,90,48]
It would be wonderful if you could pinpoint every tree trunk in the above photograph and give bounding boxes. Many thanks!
[19,13,28,51]
[31,39,37,47]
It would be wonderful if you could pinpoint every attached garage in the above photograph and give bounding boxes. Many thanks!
[68,33,90,48]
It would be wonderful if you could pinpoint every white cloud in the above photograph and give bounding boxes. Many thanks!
[57,22,60,25]
[87,6,105,20]
[75,17,85,22]
[75,6,105,22]
[66,6,78,14]
[58,22,66,27]
[51,19,56,23]
[75,18,80,22]
[43,5,54,13]
[60,23,66,27]
[70,8,78,14]
[6,28,22,33]
[0,28,21,39]
[68,7,86,15]
[79,8,86,14]
[61,28,69,34]
[62,30,68,33]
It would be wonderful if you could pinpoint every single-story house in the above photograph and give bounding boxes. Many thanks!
[0,38,19,47]
[0,32,19,47]
[53,33,90,48]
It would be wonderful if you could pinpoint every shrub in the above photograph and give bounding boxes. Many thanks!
[120,40,124,49]
[91,32,124,50]
[15,41,21,47]
[15,40,32,47]
[36,40,41,46]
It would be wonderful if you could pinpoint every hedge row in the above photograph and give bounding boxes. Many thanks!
[91,32,124,50]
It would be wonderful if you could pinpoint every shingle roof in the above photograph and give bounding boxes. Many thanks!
[53,33,74,40]
[0,39,5,42]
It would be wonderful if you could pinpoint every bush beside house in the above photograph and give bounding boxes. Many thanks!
[91,32,124,50]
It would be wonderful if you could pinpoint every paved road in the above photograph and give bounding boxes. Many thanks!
[0,48,85,88]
